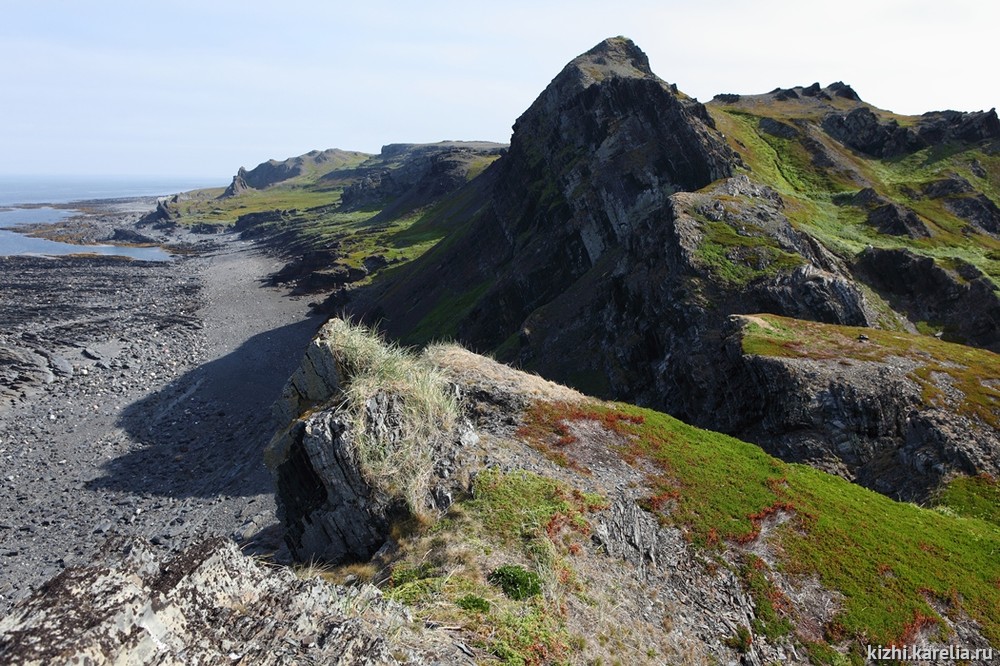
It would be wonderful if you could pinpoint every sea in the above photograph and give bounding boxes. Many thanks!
[0,176,217,261]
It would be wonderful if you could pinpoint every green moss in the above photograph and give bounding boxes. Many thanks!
[520,399,1000,649]
[935,474,1000,527]
[739,313,1000,429]
[695,218,805,286]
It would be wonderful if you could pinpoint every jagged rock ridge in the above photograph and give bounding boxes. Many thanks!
[348,37,1000,503]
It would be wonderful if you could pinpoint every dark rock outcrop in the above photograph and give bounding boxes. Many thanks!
[826,81,861,101]
[842,188,931,237]
[137,195,181,228]
[219,166,251,198]
[232,209,296,237]
[922,176,974,199]
[916,108,1000,145]
[854,247,1000,352]
[867,203,932,237]
[944,194,1000,236]
[339,142,505,216]
[822,107,924,158]
[919,176,1000,236]
[262,328,815,664]
[265,320,483,563]
[722,315,1000,501]
[759,117,798,139]
[823,107,1000,159]
[270,251,370,294]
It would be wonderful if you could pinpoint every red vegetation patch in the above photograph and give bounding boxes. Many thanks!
[516,401,645,474]
[897,610,939,645]
[640,488,681,513]
[734,499,796,545]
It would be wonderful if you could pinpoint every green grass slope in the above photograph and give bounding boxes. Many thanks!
[312,326,999,663]
[158,144,503,280]
[708,93,1000,288]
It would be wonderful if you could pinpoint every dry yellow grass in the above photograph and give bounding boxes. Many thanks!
[423,343,586,404]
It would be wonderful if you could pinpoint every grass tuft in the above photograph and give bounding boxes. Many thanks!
[320,318,458,517]
[488,564,543,600]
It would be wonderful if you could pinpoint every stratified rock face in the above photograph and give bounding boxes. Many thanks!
[0,537,454,665]
[265,323,393,563]
[854,248,1000,352]
[721,315,1000,501]
[219,166,251,198]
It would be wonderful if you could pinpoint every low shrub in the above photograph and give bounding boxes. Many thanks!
[488,564,542,600]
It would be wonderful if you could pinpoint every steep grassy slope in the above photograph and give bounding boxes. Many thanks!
[708,88,1000,287]
[276,321,1000,664]
[150,142,504,286]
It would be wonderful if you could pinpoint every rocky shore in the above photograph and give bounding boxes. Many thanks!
[0,200,322,613]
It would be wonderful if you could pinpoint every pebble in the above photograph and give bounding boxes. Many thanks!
[0,211,314,616]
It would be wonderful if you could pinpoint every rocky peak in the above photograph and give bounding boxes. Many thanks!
[219,166,251,198]
[553,36,654,90]
[365,37,738,353]
[507,36,735,213]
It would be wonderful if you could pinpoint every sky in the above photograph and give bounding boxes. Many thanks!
[2,0,997,182]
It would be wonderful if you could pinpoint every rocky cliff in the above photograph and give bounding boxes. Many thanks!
[260,321,997,663]
[3,320,998,664]
[722,314,1000,500]
[348,37,1000,506]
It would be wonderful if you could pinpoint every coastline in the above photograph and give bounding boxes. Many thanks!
[0,197,321,612]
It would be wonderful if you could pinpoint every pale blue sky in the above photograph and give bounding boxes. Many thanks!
[2,0,996,181]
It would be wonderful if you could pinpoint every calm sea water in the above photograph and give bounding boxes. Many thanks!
[0,176,218,260]
[0,175,216,207]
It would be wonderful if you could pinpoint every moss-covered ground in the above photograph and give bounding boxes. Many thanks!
[709,104,1000,288]
[739,313,1000,429]
[517,398,1000,659]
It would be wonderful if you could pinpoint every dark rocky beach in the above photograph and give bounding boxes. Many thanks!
[0,199,321,613]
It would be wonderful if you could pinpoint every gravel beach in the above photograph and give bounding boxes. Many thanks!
[0,202,322,613]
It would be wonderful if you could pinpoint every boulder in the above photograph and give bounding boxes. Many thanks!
[866,203,931,238]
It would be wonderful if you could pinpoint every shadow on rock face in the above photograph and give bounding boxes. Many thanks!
[85,316,322,499]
